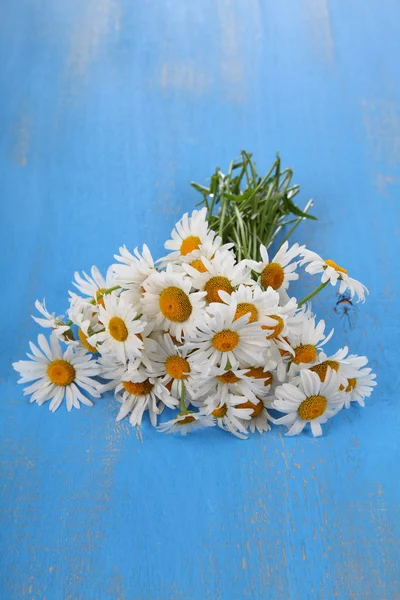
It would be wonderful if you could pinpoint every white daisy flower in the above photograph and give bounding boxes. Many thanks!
[184,250,252,304]
[273,369,345,437]
[13,332,101,412]
[72,265,117,303]
[112,244,155,309]
[238,396,273,434]
[157,411,215,436]
[202,386,253,439]
[142,270,206,342]
[88,293,145,363]
[143,333,197,400]
[183,237,235,274]
[216,284,279,328]
[340,355,377,408]
[287,314,334,366]
[159,207,217,265]
[187,301,267,370]
[299,249,369,302]
[114,365,177,427]
[246,241,304,300]
[302,346,360,387]
[190,365,270,407]
[32,299,71,340]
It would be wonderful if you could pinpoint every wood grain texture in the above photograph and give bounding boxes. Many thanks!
[1,1,399,598]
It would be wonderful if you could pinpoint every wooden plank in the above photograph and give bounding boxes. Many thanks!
[0,0,399,598]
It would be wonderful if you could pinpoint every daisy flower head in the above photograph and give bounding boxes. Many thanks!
[112,244,155,309]
[13,332,101,412]
[339,354,377,408]
[246,241,304,300]
[202,386,254,439]
[142,269,206,342]
[72,265,117,304]
[237,395,273,434]
[160,207,217,265]
[216,284,280,328]
[143,333,196,401]
[299,249,369,302]
[157,411,215,436]
[184,250,252,304]
[287,314,334,368]
[32,299,71,340]
[303,346,360,388]
[273,368,345,437]
[88,293,145,363]
[190,364,271,409]
[109,363,177,427]
[187,301,267,370]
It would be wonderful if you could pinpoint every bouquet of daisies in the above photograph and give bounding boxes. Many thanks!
[13,152,376,438]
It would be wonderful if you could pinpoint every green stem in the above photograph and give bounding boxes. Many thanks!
[179,382,187,414]
[297,281,329,307]
[90,285,121,305]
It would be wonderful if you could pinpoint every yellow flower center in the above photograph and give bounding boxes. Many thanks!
[234,302,258,323]
[324,259,348,275]
[47,360,76,386]
[298,395,327,420]
[245,367,273,386]
[123,379,153,396]
[78,328,97,353]
[263,315,284,339]
[212,404,228,418]
[108,316,129,342]
[340,377,357,392]
[95,287,106,307]
[204,276,233,303]
[236,398,264,417]
[216,370,241,384]
[310,360,339,382]
[212,330,240,352]
[191,259,207,273]
[165,355,190,379]
[177,413,196,425]
[293,344,317,364]
[159,286,192,322]
[260,263,285,290]
[180,235,201,256]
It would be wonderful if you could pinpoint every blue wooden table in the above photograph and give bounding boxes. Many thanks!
[1,1,399,598]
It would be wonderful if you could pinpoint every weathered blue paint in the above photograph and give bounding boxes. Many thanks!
[1,1,399,598]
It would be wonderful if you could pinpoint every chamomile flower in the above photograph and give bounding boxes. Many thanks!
[73,265,117,303]
[246,241,304,300]
[339,355,377,408]
[299,249,369,302]
[216,284,279,327]
[237,395,273,434]
[157,411,215,436]
[302,346,359,387]
[108,363,177,427]
[273,369,345,437]
[142,270,206,342]
[160,207,216,265]
[112,244,155,309]
[143,333,197,400]
[287,314,334,367]
[202,386,253,439]
[187,301,267,370]
[190,365,270,407]
[88,293,145,363]
[13,332,101,412]
[32,299,71,339]
[184,251,252,304]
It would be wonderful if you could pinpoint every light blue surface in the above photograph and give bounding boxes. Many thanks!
[1,1,399,598]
